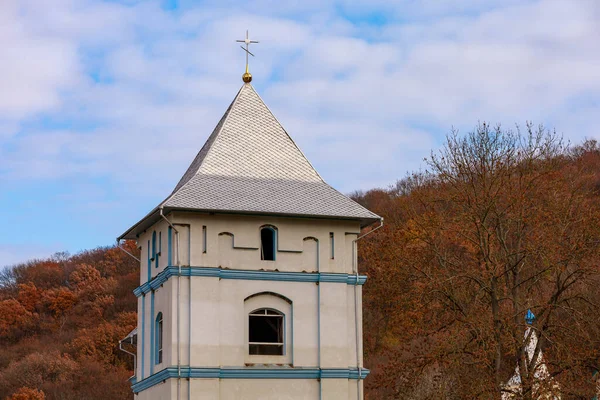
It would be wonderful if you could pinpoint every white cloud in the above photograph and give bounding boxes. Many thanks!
[0,2,81,125]
[0,0,599,256]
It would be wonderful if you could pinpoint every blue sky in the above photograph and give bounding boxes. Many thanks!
[1,0,599,267]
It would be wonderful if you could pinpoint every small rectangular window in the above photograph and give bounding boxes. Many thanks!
[158,231,162,255]
[260,228,276,261]
[330,232,335,259]
[202,226,207,254]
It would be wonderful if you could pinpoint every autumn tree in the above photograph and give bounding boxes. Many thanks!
[0,300,36,341]
[69,312,136,365]
[69,264,117,320]
[0,351,77,396]
[17,283,41,313]
[0,244,139,399]
[360,125,600,399]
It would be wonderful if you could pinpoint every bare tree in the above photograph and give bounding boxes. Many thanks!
[362,124,600,399]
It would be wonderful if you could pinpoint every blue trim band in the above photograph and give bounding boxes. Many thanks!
[133,267,367,297]
[131,367,370,393]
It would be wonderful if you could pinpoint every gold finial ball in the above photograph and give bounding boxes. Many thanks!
[242,72,252,83]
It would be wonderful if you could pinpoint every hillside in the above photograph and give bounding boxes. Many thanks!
[0,242,139,399]
[1,129,600,399]
[356,130,600,399]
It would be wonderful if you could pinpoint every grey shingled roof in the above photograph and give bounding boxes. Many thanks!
[119,83,381,240]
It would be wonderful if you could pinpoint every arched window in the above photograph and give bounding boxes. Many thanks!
[260,227,276,261]
[249,308,284,355]
[244,292,291,363]
[155,312,163,364]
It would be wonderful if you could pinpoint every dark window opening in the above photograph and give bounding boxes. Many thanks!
[158,231,162,255]
[152,231,159,268]
[249,308,283,355]
[260,227,276,261]
[330,232,334,259]
[151,231,157,261]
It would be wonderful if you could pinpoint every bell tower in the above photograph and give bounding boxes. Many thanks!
[118,42,381,399]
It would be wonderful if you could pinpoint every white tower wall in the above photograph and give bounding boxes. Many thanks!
[131,214,367,399]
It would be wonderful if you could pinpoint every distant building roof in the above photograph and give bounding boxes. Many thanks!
[120,328,137,345]
[119,83,381,240]
[502,310,560,399]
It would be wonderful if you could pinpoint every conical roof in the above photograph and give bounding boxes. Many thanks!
[119,83,380,240]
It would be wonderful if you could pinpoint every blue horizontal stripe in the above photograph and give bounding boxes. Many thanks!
[131,367,370,393]
[134,266,367,297]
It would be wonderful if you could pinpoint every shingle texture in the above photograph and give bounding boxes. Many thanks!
[120,83,380,239]
[166,175,377,219]
[172,84,322,189]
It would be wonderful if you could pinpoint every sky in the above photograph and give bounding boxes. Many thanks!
[1,0,599,268]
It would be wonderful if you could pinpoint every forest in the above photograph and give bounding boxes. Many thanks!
[1,124,599,399]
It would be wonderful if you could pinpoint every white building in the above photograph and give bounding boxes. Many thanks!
[118,75,382,399]
[502,310,560,400]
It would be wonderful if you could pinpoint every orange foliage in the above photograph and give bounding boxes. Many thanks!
[0,352,77,395]
[3,131,600,400]
[41,288,76,317]
[115,311,137,330]
[70,264,102,289]
[20,262,64,289]
[6,387,45,400]
[7,387,46,400]
[0,244,139,399]
[70,264,117,300]
[0,300,35,340]
[359,131,600,398]
[69,315,135,365]
[17,283,41,313]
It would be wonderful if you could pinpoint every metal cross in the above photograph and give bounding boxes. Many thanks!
[236,30,259,71]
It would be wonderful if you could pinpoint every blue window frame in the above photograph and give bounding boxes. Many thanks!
[152,231,159,268]
[151,231,156,260]
[147,240,151,281]
[155,312,163,364]
[260,227,276,261]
